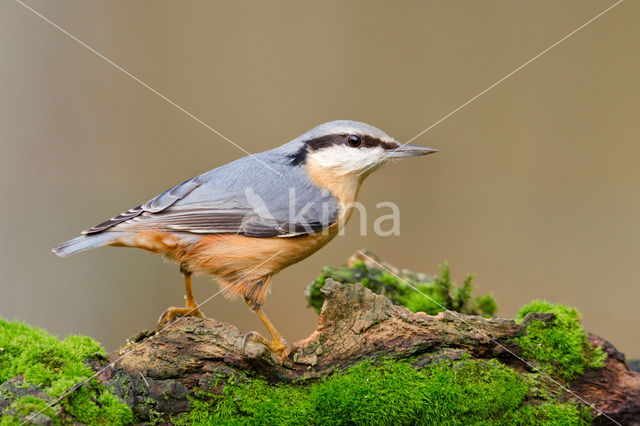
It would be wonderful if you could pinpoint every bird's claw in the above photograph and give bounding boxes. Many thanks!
[242,330,287,355]
[156,306,205,329]
[242,331,256,353]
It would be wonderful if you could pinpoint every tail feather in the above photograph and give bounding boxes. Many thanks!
[52,232,126,257]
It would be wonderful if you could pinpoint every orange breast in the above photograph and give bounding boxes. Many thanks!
[182,225,339,283]
[112,225,340,301]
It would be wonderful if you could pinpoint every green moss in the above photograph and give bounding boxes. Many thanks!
[175,359,590,425]
[179,377,311,425]
[0,318,133,424]
[1,289,605,424]
[307,261,497,317]
[515,300,606,381]
[1,396,59,426]
[502,403,592,425]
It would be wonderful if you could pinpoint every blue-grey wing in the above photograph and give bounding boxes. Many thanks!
[82,176,204,235]
[83,155,339,238]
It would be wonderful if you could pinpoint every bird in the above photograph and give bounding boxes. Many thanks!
[53,120,437,354]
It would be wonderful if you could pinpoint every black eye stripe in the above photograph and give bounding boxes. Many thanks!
[362,135,381,148]
[287,134,340,166]
[288,133,399,165]
[302,134,343,151]
[356,134,399,150]
[303,133,398,149]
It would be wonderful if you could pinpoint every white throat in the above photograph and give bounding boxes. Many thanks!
[307,145,386,176]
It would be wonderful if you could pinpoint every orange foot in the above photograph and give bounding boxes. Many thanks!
[242,331,288,355]
[157,306,205,329]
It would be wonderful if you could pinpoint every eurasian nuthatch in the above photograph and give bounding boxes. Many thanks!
[53,120,437,354]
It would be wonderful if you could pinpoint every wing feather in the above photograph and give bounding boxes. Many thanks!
[82,176,204,235]
[82,159,339,238]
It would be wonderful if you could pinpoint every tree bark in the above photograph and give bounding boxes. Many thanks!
[99,278,640,424]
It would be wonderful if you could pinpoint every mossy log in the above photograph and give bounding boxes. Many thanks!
[3,253,638,424]
[100,279,640,424]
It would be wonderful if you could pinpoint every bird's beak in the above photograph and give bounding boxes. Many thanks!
[386,144,438,158]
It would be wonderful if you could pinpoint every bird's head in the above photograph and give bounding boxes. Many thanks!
[287,120,437,180]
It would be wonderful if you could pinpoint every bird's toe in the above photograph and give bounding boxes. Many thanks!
[156,306,205,330]
[242,330,287,355]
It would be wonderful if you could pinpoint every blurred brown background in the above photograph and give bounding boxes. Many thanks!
[1,1,638,357]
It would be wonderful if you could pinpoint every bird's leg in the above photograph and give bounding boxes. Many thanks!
[157,269,205,328]
[183,272,200,312]
[241,277,287,355]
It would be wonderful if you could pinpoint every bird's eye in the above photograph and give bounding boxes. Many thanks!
[347,135,362,148]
